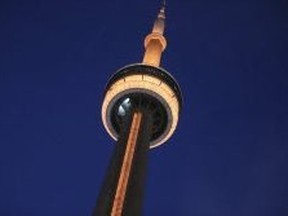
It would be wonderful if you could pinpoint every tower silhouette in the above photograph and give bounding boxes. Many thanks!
[93,2,182,215]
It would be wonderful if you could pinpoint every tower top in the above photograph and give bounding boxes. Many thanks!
[152,1,166,35]
[101,0,182,148]
[142,2,167,67]
[160,0,166,19]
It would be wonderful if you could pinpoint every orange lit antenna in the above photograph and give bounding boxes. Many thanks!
[142,1,167,66]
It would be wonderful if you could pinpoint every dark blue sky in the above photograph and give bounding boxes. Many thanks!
[1,0,288,215]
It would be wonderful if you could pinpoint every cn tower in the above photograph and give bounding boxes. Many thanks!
[93,2,182,215]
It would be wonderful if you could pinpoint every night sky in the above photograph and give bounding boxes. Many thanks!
[1,0,288,215]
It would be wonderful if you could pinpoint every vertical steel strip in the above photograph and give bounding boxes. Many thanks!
[111,111,143,216]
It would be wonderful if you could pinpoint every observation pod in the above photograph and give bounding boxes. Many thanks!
[101,63,182,148]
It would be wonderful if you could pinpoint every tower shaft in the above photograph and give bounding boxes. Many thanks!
[111,111,142,215]
[143,38,165,67]
[94,108,153,216]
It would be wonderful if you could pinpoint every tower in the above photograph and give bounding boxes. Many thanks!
[93,2,182,215]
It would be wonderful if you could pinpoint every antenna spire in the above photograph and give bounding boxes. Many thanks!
[142,2,168,66]
[153,1,166,34]
[158,0,166,19]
